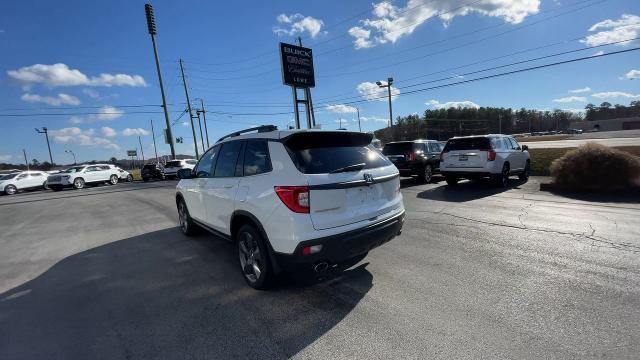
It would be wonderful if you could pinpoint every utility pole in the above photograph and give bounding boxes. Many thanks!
[23,149,29,171]
[196,110,205,153]
[179,58,199,158]
[357,107,362,132]
[144,4,176,159]
[138,136,146,164]
[200,99,210,148]
[150,119,159,163]
[35,127,53,165]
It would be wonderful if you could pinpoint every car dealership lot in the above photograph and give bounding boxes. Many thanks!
[1,178,639,359]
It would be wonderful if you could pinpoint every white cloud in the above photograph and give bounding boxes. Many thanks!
[581,14,640,47]
[273,13,325,38]
[624,69,640,80]
[49,127,120,150]
[348,0,540,49]
[357,81,400,101]
[553,96,587,103]
[326,104,358,113]
[427,99,480,109]
[101,127,117,137]
[7,63,147,88]
[121,128,150,136]
[592,50,605,56]
[360,116,389,123]
[592,91,640,99]
[20,93,81,106]
[82,88,100,98]
[568,87,591,93]
[181,121,191,127]
[69,116,84,124]
[0,154,12,162]
[66,105,124,124]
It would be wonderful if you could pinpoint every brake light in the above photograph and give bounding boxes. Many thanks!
[487,150,496,161]
[440,152,445,162]
[405,152,417,161]
[274,186,310,213]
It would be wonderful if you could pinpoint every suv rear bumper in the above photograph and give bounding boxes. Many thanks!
[440,170,493,178]
[273,211,404,273]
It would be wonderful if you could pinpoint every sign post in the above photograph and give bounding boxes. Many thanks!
[280,41,315,129]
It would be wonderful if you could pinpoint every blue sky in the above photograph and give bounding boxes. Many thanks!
[1,0,639,163]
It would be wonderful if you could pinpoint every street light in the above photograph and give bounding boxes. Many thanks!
[376,77,394,127]
[65,150,77,165]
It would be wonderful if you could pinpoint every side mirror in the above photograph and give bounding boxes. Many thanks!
[521,145,528,151]
[177,168,193,179]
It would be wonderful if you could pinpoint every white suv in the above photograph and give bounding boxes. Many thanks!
[440,135,530,187]
[176,126,405,289]
[47,164,120,191]
[163,159,197,178]
[0,171,49,195]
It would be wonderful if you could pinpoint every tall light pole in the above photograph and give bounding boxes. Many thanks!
[145,3,176,160]
[150,119,159,163]
[64,150,76,165]
[35,127,53,165]
[179,58,199,158]
[198,99,210,148]
[376,77,394,127]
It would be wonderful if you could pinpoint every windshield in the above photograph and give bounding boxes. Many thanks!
[165,161,183,167]
[61,166,85,173]
[0,173,18,180]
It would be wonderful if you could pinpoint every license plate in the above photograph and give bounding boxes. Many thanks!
[459,155,468,161]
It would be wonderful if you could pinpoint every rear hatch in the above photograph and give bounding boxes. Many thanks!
[442,137,491,168]
[283,132,402,231]
[382,142,419,168]
[164,160,183,173]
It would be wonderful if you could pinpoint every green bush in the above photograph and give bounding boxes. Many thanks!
[550,143,640,190]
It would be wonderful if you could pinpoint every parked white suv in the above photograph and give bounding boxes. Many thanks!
[176,126,405,289]
[164,159,196,178]
[440,135,530,187]
[0,171,49,195]
[47,164,121,191]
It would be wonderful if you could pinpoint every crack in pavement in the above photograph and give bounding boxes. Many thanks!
[408,210,640,254]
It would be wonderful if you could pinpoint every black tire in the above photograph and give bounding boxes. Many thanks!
[127,174,133,182]
[495,164,510,188]
[519,161,530,181]
[73,177,85,190]
[109,175,119,185]
[177,199,197,236]
[445,176,458,186]
[43,181,49,190]
[237,224,273,290]
[419,164,433,183]
[4,185,17,195]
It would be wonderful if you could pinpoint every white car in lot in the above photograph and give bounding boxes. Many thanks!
[176,126,405,289]
[0,171,50,195]
[440,134,530,187]
[47,164,121,191]
[163,159,197,178]
[111,166,134,182]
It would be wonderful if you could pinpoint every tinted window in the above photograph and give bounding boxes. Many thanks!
[194,146,219,178]
[185,160,197,165]
[428,143,441,152]
[287,145,389,174]
[382,142,415,155]
[443,137,491,151]
[166,160,182,167]
[214,141,243,177]
[243,140,272,176]
[86,166,100,172]
[0,173,18,180]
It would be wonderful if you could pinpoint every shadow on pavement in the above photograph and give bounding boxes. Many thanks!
[416,178,528,202]
[400,176,444,189]
[0,228,372,359]
[545,189,640,204]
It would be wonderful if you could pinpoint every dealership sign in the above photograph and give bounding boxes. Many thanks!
[280,43,315,88]
[127,150,137,157]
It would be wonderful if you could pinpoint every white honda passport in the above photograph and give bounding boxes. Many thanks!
[176,126,405,289]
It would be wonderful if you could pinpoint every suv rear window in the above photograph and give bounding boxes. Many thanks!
[165,160,182,167]
[444,137,491,151]
[284,132,390,174]
[143,164,157,170]
[382,142,422,155]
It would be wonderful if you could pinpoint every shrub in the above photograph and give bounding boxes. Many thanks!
[550,143,640,190]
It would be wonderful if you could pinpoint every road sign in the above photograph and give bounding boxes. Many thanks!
[280,42,315,88]
[127,150,137,157]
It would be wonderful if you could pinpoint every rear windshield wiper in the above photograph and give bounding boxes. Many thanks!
[329,163,366,174]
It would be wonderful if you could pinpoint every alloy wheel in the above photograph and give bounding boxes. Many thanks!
[110,175,118,185]
[238,232,263,283]
[5,185,17,195]
[178,202,189,233]
[74,178,84,189]
[424,165,433,183]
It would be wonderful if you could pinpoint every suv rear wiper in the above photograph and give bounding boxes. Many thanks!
[329,163,366,174]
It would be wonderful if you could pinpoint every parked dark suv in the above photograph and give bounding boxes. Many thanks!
[382,140,444,182]
[141,163,165,181]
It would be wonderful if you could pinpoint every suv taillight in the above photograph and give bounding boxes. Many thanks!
[405,152,417,161]
[440,151,446,162]
[274,186,310,213]
[486,150,496,161]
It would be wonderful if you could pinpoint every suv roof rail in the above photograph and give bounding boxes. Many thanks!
[217,125,278,142]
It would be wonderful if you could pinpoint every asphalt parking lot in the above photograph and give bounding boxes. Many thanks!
[1,177,639,359]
